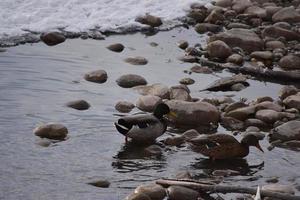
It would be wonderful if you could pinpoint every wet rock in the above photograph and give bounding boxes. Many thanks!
[272,7,300,23]
[135,184,166,200]
[255,96,273,103]
[115,101,135,113]
[40,32,66,46]
[195,23,222,34]
[125,193,151,200]
[262,26,300,41]
[278,55,300,70]
[203,74,248,91]
[231,83,246,91]
[106,43,124,52]
[262,184,295,194]
[135,14,162,27]
[169,85,192,101]
[205,9,225,24]
[125,56,148,65]
[167,186,199,200]
[227,23,251,29]
[215,0,232,8]
[265,6,282,20]
[166,100,220,126]
[182,129,201,140]
[212,169,240,176]
[232,0,253,13]
[84,70,108,83]
[88,179,110,188]
[245,126,260,132]
[279,85,299,100]
[210,28,263,53]
[177,40,189,50]
[250,51,273,61]
[164,136,185,146]
[33,123,68,140]
[255,109,281,123]
[225,102,248,113]
[226,53,244,65]
[175,171,192,179]
[265,41,285,50]
[179,78,195,85]
[187,7,208,23]
[36,138,52,147]
[245,118,269,129]
[190,65,213,74]
[136,95,162,112]
[284,140,300,148]
[221,116,244,130]
[134,84,169,99]
[66,100,90,110]
[144,145,163,156]
[283,94,300,110]
[266,177,279,183]
[244,6,267,18]
[255,101,283,112]
[116,74,147,88]
[207,40,232,60]
[285,108,299,114]
[178,55,197,63]
[226,106,256,121]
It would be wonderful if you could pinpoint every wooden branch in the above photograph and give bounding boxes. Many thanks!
[156,179,300,200]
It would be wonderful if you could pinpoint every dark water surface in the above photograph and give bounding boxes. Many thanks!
[0,28,299,199]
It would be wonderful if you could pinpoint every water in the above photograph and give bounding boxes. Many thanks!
[0,28,299,200]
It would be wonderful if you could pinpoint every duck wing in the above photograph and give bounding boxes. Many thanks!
[189,134,239,146]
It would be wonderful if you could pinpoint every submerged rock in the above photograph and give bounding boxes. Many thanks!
[144,145,163,156]
[84,70,108,83]
[106,43,124,52]
[34,123,68,140]
[115,101,135,113]
[135,184,166,200]
[125,56,148,65]
[270,120,300,142]
[116,74,147,88]
[40,32,66,46]
[66,100,90,110]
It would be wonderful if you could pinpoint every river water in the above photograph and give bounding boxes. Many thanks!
[0,28,299,199]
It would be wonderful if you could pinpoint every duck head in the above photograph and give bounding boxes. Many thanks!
[153,103,176,119]
[241,134,264,152]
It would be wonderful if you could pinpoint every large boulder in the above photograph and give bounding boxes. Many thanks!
[210,28,263,53]
[270,120,300,141]
[283,94,300,110]
[116,74,147,88]
[195,23,222,34]
[207,40,232,60]
[33,123,68,140]
[278,55,300,70]
[272,7,300,23]
[40,32,66,46]
[166,100,220,126]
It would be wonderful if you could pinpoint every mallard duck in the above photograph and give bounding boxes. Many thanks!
[188,133,263,160]
[115,103,176,143]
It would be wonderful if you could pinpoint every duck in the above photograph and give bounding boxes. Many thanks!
[188,133,264,160]
[114,103,176,143]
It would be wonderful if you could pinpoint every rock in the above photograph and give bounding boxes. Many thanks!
[231,83,246,91]
[242,131,265,140]
[178,55,197,63]
[245,118,269,129]
[115,101,135,113]
[262,26,300,41]
[134,84,169,99]
[215,0,232,8]
[106,43,124,52]
[125,193,151,200]
[144,145,163,156]
[125,56,148,65]
[245,126,260,132]
[265,41,285,50]
[227,23,251,29]
[255,109,281,123]
[33,123,68,140]
[212,169,240,176]
[175,171,192,179]
[167,186,199,200]
[272,7,300,23]
[203,74,248,91]
[36,138,52,147]
[265,6,282,20]
[226,106,256,121]
[262,184,295,194]
[195,23,222,34]
[210,28,263,53]
[166,100,220,126]
[40,32,66,46]
[279,85,299,100]
[190,65,213,74]
[278,55,300,70]
[116,74,147,88]
[266,177,279,183]
[250,51,273,61]
[185,47,201,56]
[283,94,300,110]
[270,120,300,142]
[182,129,201,140]
[255,101,283,112]
[221,116,244,130]
[135,14,162,27]
[226,53,244,65]
[207,40,232,60]
[285,108,299,114]
[164,136,185,146]
[88,179,110,188]
[187,8,208,23]
[284,140,300,148]
[232,0,253,13]
[135,184,166,200]
[179,78,195,85]
[177,40,189,49]
[169,85,192,101]
[84,70,108,83]
[225,102,248,113]
[205,9,225,24]
[255,96,274,103]
[244,6,267,18]
[66,100,90,110]
[136,95,162,112]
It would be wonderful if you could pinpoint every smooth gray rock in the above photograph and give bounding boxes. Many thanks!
[116,74,147,88]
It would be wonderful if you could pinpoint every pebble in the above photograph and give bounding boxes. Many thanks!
[84,70,108,83]
[125,56,148,65]
[33,123,68,140]
[177,40,189,49]
[66,100,90,110]
[40,32,66,46]
[116,74,147,88]
[179,78,195,85]
[106,43,124,52]
[115,101,135,113]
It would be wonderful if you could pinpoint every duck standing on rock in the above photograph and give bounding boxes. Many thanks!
[115,103,176,143]
[188,133,264,160]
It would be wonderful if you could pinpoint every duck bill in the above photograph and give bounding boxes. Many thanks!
[255,143,264,153]
[167,111,177,118]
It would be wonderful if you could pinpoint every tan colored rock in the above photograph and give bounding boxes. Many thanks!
[278,55,300,70]
[255,101,283,112]
[279,85,299,100]
[232,0,253,13]
[169,85,192,102]
[135,14,162,27]
[265,41,285,50]
[84,70,108,83]
[255,109,281,123]
[134,83,169,99]
[250,51,273,60]
[262,184,295,194]
[115,101,135,113]
[190,65,213,74]
[135,184,166,200]
[207,40,232,60]
[226,53,244,65]
[225,102,248,113]
[33,123,68,140]
[283,94,300,110]
[182,129,201,140]
[136,95,162,112]
[106,43,124,52]
[226,106,256,121]
[167,186,199,200]
[244,6,267,18]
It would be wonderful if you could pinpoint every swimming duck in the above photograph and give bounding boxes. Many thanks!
[115,103,176,143]
[188,133,263,160]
